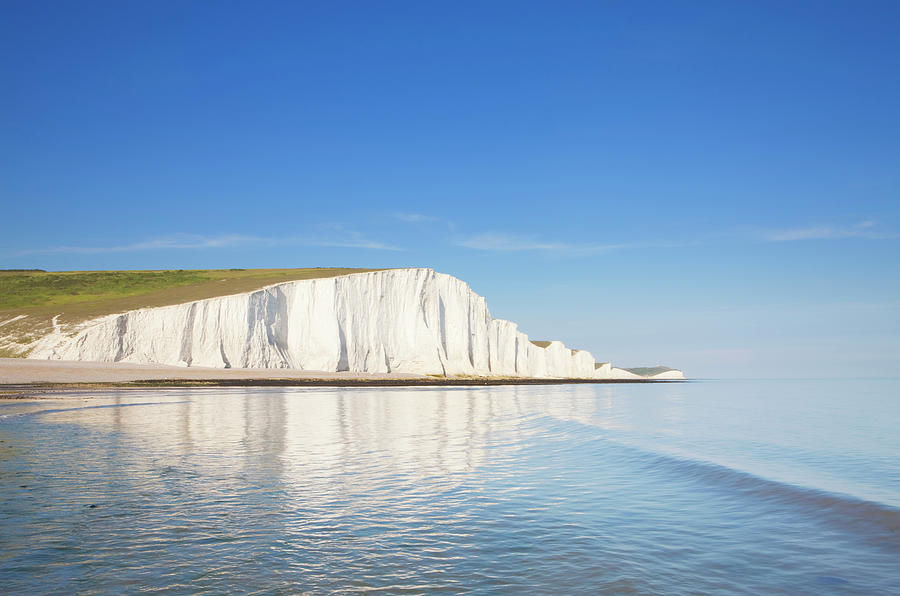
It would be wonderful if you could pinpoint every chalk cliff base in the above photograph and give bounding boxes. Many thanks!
[0,358,680,386]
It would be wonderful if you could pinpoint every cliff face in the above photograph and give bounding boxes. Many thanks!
[30,268,616,378]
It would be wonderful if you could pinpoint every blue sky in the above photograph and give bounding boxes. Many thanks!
[2,1,898,378]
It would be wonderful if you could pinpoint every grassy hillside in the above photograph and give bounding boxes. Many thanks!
[0,268,383,356]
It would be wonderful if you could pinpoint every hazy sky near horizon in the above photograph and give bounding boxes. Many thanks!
[2,1,899,378]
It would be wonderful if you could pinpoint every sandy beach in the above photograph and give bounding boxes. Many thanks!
[0,358,673,389]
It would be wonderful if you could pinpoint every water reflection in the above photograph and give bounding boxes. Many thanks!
[51,385,604,482]
[2,381,898,594]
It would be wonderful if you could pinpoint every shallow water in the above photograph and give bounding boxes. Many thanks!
[1,380,898,594]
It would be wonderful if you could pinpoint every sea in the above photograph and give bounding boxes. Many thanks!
[1,379,898,594]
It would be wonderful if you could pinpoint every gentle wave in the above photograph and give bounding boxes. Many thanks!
[611,437,900,544]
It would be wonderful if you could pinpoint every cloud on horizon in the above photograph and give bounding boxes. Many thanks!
[12,230,403,256]
[12,218,895,260]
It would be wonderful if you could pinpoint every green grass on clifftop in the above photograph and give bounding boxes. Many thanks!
[622,366,676,377]
[0,268,383,356]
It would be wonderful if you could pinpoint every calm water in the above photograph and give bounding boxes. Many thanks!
[1,380,898,594]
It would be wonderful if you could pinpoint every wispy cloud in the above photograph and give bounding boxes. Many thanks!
[12,234,251,255]
[456,220,896,258]
[310,225,403,250]
[14,230,402,256]
[759,220,896,242]
[457,232,629,256]
[393,212,439,223]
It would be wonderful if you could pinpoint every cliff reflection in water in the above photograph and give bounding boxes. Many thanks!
[63,385,606,492]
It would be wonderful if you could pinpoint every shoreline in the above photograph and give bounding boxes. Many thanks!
[0,358,684,395]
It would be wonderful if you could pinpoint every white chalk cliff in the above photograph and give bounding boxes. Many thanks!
[29,269,683,379]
